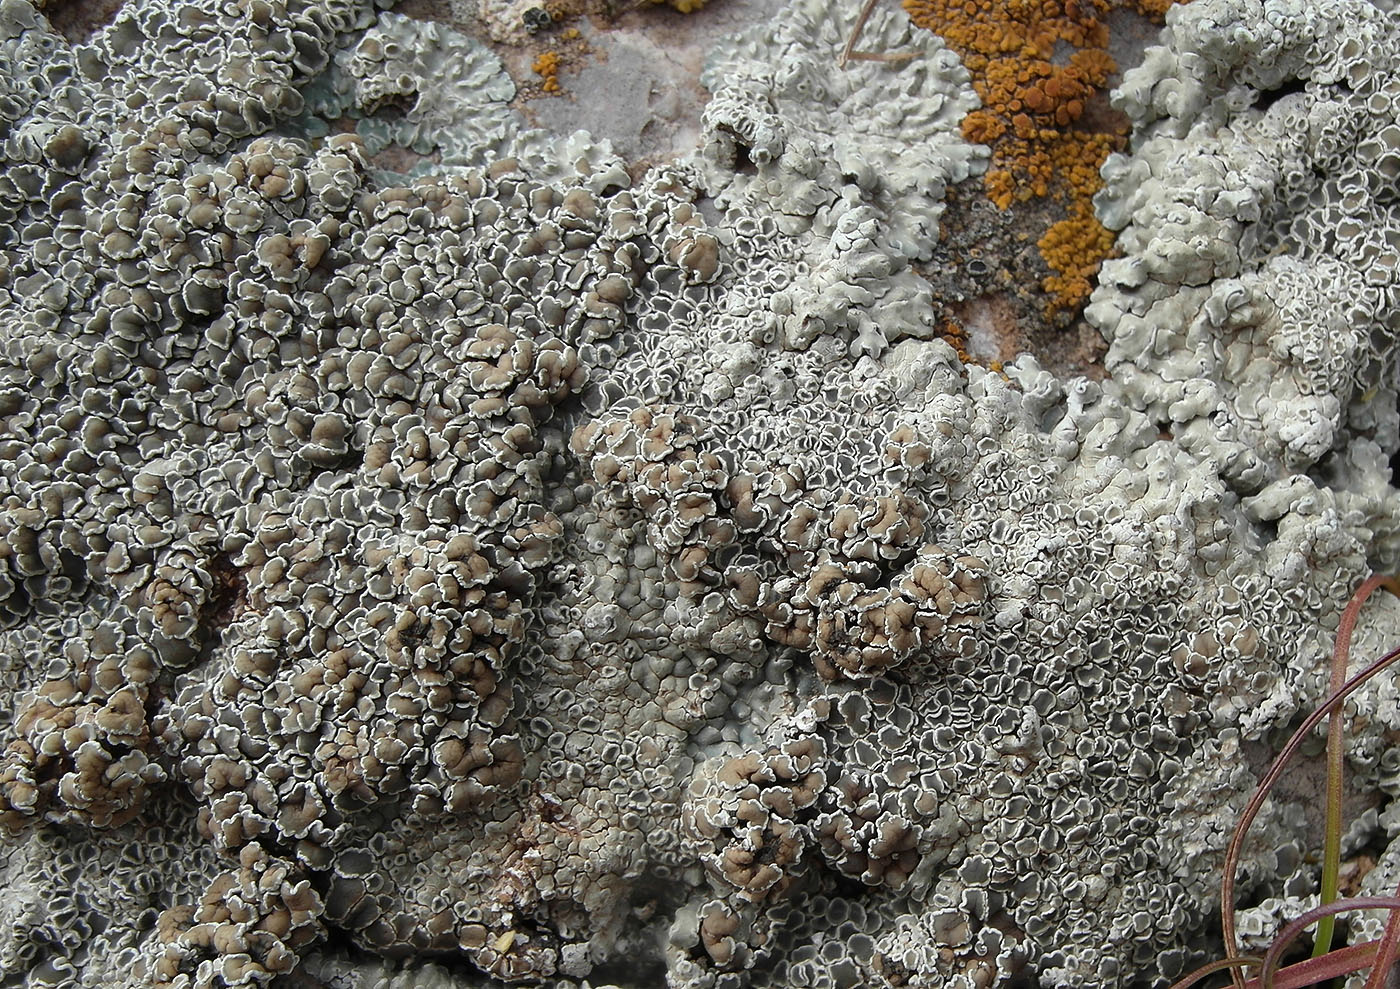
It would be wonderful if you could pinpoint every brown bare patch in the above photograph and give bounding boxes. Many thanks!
[37,0,128,42]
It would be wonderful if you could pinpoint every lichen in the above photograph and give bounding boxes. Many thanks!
[902,0,1189,319]
[532,49,562,92]
[3,0,1400,987]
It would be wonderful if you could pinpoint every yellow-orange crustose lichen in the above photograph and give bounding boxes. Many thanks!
[532,50,561,92]
[935,318,973,365]
[903,0,1185,317]
[648,0,709,11]
[1037,187,1117,313]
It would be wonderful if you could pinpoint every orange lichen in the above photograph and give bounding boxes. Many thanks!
[936,319,973,364]
[532,50,561,93]
[1037,200,1117,314]
[903,0,1187,317]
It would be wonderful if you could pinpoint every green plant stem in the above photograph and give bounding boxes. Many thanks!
[1221,635,1400,987]
[1314,577,1400,959]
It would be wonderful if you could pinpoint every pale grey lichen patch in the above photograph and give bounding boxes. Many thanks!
[286,9,526,179]
[1084,0,1400,952]
[1089,0,1400,566]
[472,0,542,46]
[336,12,519,168]
[306,13,628,185]
[4,0,1400,987]
[702,0,983,259]
[698,0,985,358]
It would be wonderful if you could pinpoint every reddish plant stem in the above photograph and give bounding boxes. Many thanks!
[1221,634,1400,985]
[1262,898,1400,988]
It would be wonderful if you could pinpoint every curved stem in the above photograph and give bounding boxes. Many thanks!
[1171,942,1381,989]
[1263,941,1379,989]
[1261,898,1400,989]
[1167,955,1262,989]
[1164,946,1265,986]
[839,0,881,68]
[1314,577,1400,959]
[1221,636,1400,985]
[1360,875,1400,989]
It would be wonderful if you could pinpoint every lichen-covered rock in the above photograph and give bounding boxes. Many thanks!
[4,0,1400,987]
[309,11,523,173]
[1089,0,1400,560]
[699,0,985,358]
